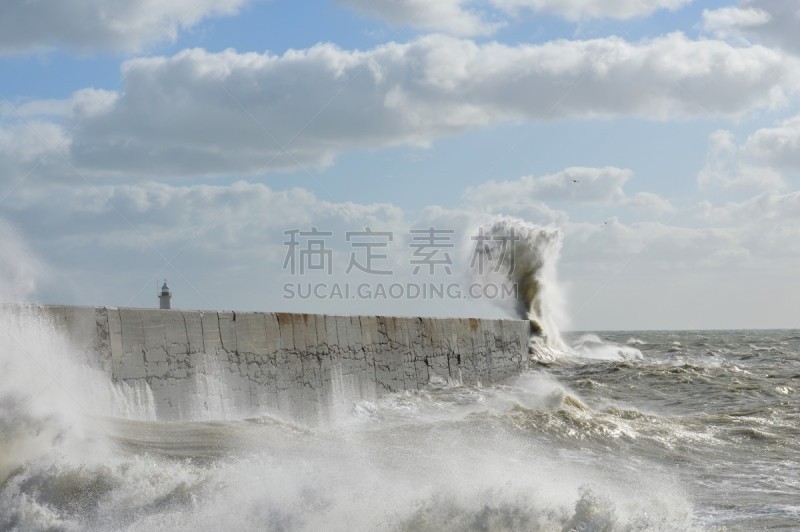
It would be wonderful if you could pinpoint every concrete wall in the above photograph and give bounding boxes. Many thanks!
[39,306,529,423]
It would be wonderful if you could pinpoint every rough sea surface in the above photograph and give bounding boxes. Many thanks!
[2,319,798,531]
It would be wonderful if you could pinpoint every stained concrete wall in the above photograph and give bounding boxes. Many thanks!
[38,306,529,423]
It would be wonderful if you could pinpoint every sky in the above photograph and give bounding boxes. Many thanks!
[0,0,798,331]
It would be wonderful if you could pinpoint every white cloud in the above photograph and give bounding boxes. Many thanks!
[339,0,688,35]
[621,192,675,217]
[692,191,800,263]
[493,0,691,20]
[694,190,800,227]
[0,0,249,54]
[42,33,799,178]
[3,180,411,309]
[0,89,119,185]
[2,89,119,120]
[562,186,800,277]
[0,121,72,189]
[562,220,747,270]
[698,129,787,192]
[9,181,406,249]
[742,114,800,169]
[340,0,502,36]
[461,167,676,222]
[463,168,800,275]
[463,166,630,212]
[0,122,69,165]
[703,1,800,55]
[702,6,771,38]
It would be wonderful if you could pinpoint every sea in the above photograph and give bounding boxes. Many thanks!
[1,307,798,530]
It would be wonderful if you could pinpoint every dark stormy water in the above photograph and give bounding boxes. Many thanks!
[1,305,798,530]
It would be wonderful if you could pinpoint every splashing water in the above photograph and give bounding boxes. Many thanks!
[0,223,154,489]
[471,217,570,358]
[468,217,648,363]
[571,333,644,361]
[5,218,797,529]
[0,218,42,303]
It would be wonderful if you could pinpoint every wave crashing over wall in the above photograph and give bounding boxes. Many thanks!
[472,217,570,359]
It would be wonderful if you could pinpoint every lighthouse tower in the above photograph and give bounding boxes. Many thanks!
[158,280,172,309]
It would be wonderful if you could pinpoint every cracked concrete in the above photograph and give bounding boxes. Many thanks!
[37,305,529,423]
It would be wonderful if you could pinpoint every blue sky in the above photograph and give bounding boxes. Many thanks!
[1,0,799,330]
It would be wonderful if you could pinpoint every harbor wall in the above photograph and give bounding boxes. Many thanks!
[37,305,530,422]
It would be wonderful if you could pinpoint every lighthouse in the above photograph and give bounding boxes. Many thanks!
[158,280,172,309]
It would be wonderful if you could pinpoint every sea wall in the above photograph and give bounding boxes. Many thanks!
[37,305,530,423]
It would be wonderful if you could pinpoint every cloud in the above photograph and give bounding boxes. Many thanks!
[563,186,800,276]
[42,33,799,179]
[692,190,800,262]
[2,180,410,308]
[562,220,747,270]
[457,165,799,275]
[1,89,119,121]
[339,0,688,35]
[463,166,631,212]
[340,0,502,36]
[0,122,70,165]
[620,192,675,217]
[703,1,800,55]
[742,114,800,169]
[694,190,800,228]
[702,6,772,38]
[697,129,787,192]
[0,121,72,190]
[492,0,691,21]
[460,167,675,221]
[0,89,122,185]
[0,0,249,55]
[8,181,406,249]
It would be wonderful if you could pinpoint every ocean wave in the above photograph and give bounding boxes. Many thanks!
[1,449,696,532]
[570,334,644,362]
[471,217,570,356]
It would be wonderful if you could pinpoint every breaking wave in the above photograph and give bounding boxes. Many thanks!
[469,217,653,364]
[571,334,644,361]
[0,352,697,531]
[471,217,570,359]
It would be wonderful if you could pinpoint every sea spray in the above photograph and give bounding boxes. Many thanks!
[0,221,95,485]
[571,333,644,361]
[471,217,570,358]
[0,310,161,496]
[0,217,43,303]
[0,222,156,487]
[469,217,648,363]
[0,225,700,530]
[2,374,696,530]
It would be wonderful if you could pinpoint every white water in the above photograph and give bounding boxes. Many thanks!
[571,333,644,361]
[468,216,650,363]
[0,223,155,487]
[0,216,697,530]
[0,351,696,530]
[0,217,42,303]
[0,299,693,530]
[470,216,572,357]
